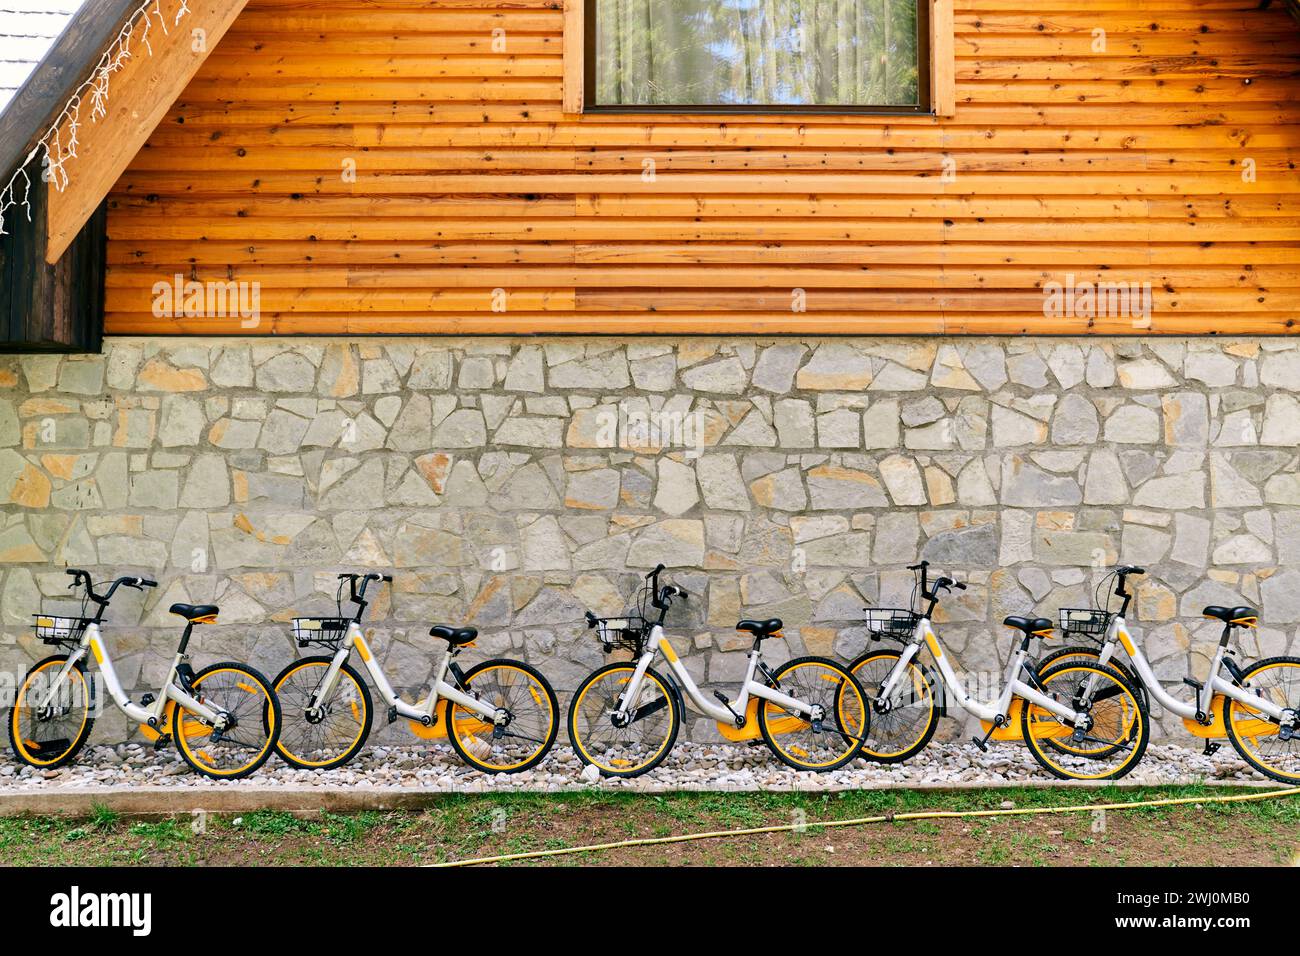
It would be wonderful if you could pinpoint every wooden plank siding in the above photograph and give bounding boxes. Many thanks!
[102,0,1300,335]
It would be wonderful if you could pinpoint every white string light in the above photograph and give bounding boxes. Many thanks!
[0,0,192,237]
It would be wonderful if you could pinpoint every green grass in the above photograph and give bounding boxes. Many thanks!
[0,784,1294,867]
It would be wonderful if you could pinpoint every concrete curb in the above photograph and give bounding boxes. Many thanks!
[0,778,1275,817]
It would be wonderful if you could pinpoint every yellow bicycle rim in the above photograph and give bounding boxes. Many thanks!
[572,667,676,775]
[1026,666,1145,780]
[274,660,368,768]
[763,661,865,770]
[11,660,89,767]
[175,667,276,777]
[851,654,936,760]
[450,663,554,772]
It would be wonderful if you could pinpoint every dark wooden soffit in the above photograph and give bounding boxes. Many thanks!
[0,187,106,353]
[0,0,146,352]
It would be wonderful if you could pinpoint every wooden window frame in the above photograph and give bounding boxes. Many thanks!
[564,0,953,117]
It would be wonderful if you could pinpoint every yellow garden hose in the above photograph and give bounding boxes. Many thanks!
[429,786,1300,868]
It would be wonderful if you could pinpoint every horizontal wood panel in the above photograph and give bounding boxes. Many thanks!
[104,0,1300,336]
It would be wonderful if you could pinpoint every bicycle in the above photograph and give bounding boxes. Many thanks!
[271,572,559,773]
[1038,565,1300,784]
[848,561,1150,780]
[10,569,281,779]
[568,564,868,777]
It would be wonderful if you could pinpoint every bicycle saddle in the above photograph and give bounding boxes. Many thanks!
[170,603,219,623]
[1202,605,1258,627]
[430,624,478,645]
[1003,615,1053,636]
[736,618,783,637]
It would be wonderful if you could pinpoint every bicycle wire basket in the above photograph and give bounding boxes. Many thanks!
[591,615,650,655]
[292,617,351,648]
[1058,608,1112,638]
[32,615,91,648]
[865,608,919,640]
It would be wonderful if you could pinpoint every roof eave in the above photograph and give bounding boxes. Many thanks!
[0,0,141,180]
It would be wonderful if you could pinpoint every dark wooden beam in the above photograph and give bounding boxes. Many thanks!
[0,176,105,354]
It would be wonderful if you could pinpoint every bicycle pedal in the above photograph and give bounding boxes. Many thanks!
[140,693,156,707]
[387,705,398,724]
[1203,741,1221,757]
[1182,676,1203,691]
[153,734,171,752]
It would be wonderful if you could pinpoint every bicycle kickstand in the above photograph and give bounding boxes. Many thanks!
[972,715,1004,752]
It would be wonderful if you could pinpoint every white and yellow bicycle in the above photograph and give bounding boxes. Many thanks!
[849,561,1150,780]
[273,572,559,774]
[568,565,868,777]
[10,569,281,779]
[1039,566,1300,784]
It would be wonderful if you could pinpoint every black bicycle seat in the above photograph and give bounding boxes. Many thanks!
[736,618,783,637]
[1003,615,1052,636]
[1202,605,1258,627]
[170,603,219,623]
[430,625,478,645]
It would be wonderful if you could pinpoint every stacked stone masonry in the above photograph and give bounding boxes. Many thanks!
[1,336,1297,745]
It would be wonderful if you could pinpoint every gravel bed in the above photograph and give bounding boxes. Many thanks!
[0,741,1269,793]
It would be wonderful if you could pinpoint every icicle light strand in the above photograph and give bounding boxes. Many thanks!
[0,0,192,237]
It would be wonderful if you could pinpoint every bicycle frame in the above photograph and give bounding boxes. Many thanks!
[878,616,1085,728]
[34,622,225,730]
[612,624,820,727]
[304,622,501,729]
[1093,615,1288,727]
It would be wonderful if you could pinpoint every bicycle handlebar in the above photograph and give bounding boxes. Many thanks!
[337,571,392,615]
[64,569,157,620]
[910,562,967,614]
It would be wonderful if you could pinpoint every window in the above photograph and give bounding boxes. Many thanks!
[583,0,928,112]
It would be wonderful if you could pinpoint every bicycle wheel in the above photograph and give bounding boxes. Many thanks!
[173,662,281,779]
[568,662,680,778]
[1035,645,1147,757]
[1223,656,1300,785]
[8,655,95,769]
[273,656,372,770]
[849,649,939,763]
[447,659,558,773]
[1022,661,1149,780]
[758,657,868,772]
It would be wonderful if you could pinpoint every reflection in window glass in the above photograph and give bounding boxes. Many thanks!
[593,0,921,109]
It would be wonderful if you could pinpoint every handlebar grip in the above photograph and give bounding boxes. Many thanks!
[666,586,687,600]
[338,572,357,580]
[953,581,967,590]
[646,563,666,579]
[140,578,158,588]
[585,611,598,628]
[907,561,928,571]
[1119,565,1145,575]
[381,574,393,583]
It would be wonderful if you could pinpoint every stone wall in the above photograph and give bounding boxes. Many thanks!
[1,336,1297,744]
